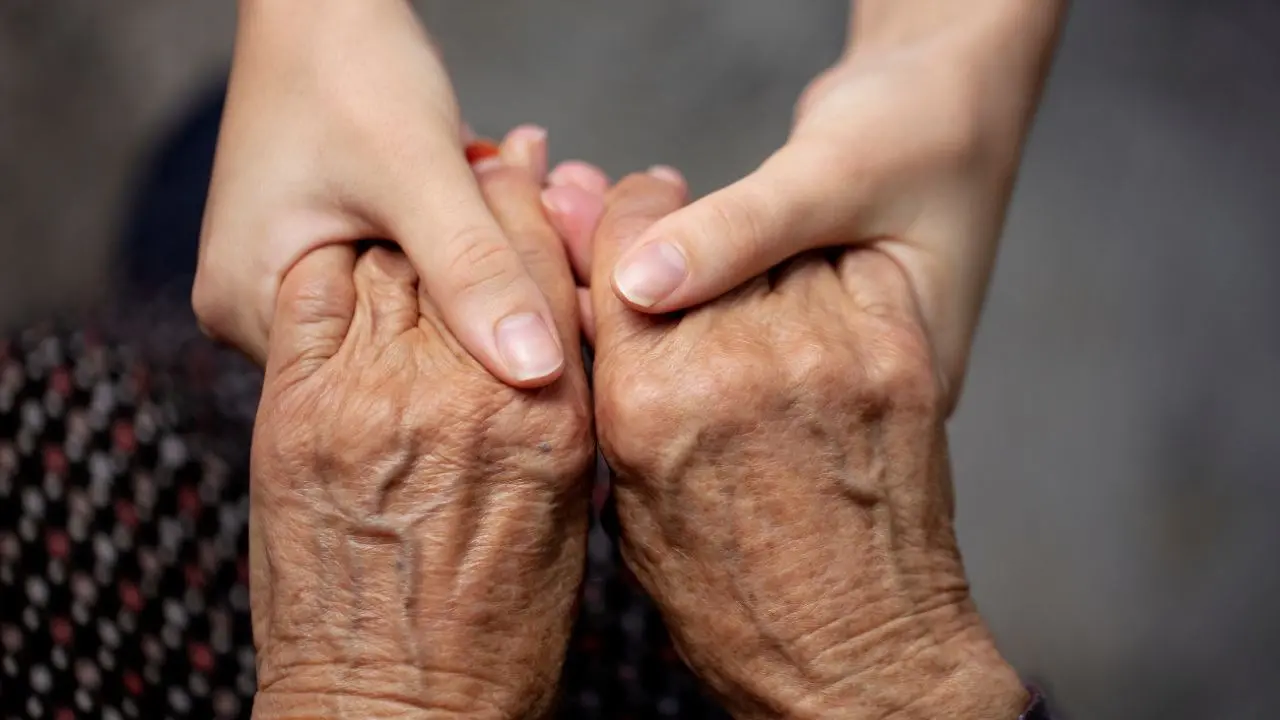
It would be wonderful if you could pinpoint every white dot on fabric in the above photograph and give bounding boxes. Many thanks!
[25,576,48,606]
[97,618,120,648]
[30,664,52,693]
[168,687,191,714]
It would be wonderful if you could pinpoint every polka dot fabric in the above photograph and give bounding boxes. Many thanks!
[0,327,254,719]
[0,322,729,718]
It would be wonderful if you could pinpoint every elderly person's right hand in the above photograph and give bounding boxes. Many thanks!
[196,0,567,386]
[248,140,592,718]
[589,173,1027,720]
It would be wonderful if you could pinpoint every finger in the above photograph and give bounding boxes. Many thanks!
[547,160,610,196]
[610,141,872,313]
[265,243,359,382]
[500,124,549,184]
[836,248,922,328]
[351,245,421,348]
[389,127,565,388]
[545,160,610,285]
[473,132,579,354]
[590,168,689,349]
[577,287,596,346]
[542,184,606,284]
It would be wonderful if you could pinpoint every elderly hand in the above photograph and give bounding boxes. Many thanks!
[602,1,1065,411]
[248,138,592,718]
[196,0,567,387]
[589,173,1026,720]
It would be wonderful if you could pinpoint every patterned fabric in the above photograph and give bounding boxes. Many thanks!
[0,326,254,719]
[0,320,727,719]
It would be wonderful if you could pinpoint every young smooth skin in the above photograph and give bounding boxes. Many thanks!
[196,0,566,385]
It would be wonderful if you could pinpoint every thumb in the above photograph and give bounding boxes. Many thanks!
[265,244,359,383]
[590,168,689,350]
[610,141,873,312]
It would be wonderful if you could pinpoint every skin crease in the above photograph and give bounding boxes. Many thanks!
[249,139,593,719]
[588,173,1027,720]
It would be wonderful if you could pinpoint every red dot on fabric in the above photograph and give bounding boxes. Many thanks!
[51,617,72,645]
[190,643,215,673]
[55,709,74,720]
[49,368,72,397]
[45,529,70,559]
[119,581,143,612]
[114,499,138,529]
[124,671,143,696]
[179,486,201,517]
[43,445,67,475]
[112,420,136,453]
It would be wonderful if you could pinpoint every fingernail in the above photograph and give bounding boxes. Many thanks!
[465,139,501,164]
[613,241,688,308]
[548,161,610,195]
[541,187,572,217]
[648,165,685,186]
[502,125,548,180]
[495,312,563,381]
[472,157,504,176]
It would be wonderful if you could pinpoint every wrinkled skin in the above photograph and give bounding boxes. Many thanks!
[589,174,1026,720]
[249,158,592,719]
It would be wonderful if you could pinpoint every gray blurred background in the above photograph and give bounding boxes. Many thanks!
[2,1,1278,717]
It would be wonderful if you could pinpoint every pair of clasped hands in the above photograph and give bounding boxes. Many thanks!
[203,2,1064,718]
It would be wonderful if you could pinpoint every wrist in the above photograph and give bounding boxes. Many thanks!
[848,0,1065,56]
[252,692,496,720]
[837,0,1065,167]
[883,629,1027,720]
[254,666,542,720]
[741,612,1025,720]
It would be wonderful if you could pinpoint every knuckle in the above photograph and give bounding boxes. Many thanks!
[479,382,595,489]
[594,362,680,468]
[608,172,664,202]
[780,333,843,395]
[476,164,532,197]
[597,345,769,471]
[854,318,941,418]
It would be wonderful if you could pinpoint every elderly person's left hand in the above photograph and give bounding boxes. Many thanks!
[247,138,592,718]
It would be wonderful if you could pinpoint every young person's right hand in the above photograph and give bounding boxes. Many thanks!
[195,0,566,387]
